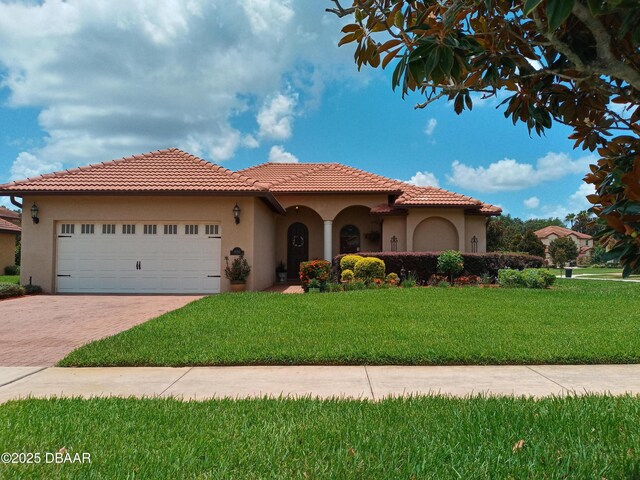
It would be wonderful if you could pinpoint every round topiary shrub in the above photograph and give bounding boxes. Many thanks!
[437,250,464,284]
[354,257,385,284]
[340,254,364,272]
[385,272,399,285]
[341,269,355,283]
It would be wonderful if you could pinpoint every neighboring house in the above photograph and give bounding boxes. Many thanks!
[0,206,21,227]
[0,217,20,271]
[0,148,500,294]
[534,225,593,264]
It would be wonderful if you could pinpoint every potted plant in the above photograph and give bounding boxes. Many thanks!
[224,255,251,292]
[307,278,321,293]
[275,260,287,284]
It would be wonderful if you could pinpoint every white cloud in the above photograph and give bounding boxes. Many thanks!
[406,171,440,188]
[257,92,297,140]
[424,118,437,137]
[447,152,596,193]
[268,145,298,163]
[10,152,62,180]
[523,196,540,209]
[533,182,596,220]
[0,0,359,179]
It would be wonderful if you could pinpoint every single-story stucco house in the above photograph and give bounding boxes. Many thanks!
[0,217,21,271]
[0,148,500,293]
[534,225,593,263]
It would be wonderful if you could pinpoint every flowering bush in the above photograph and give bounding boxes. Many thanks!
[453,275,482,286]
[299,259,331,291]
[427,274,449,286]
[385,272,399,285]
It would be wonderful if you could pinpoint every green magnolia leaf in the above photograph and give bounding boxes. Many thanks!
[391,54,407,91]
[523,0,544,15]
[587,0,604,14]
[547,0,575,31]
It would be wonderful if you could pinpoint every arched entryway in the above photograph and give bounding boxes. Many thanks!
[413,216,459,251]
[333,205,380,254]
[287,222,308,279]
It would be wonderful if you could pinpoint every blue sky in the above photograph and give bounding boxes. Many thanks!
[0,0,594,220]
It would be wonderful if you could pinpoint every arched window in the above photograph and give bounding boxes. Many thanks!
[340,224,360,254]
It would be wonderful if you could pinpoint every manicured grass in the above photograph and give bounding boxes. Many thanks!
[60,280,640,366]
[552,267,640,279]
[0,275,19,284]
[1,396,639,479]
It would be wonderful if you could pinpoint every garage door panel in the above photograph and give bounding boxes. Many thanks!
[56,222,221,294]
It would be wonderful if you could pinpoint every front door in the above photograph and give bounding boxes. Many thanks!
[287,222,308,279]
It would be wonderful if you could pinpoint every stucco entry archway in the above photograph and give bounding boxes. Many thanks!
[276,206,324,278]
[412,216,459,251]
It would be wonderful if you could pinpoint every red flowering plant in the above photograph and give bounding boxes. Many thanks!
[299,260,331,292]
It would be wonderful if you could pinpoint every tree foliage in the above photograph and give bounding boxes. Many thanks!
[517,229,547,257]
[487,214,563,251]
[549,236,579,267]
[330,0,640,275]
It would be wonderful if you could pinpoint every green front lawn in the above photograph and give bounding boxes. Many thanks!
[0,275,19,284]
[1,396,640,479]
[60,280,640,366]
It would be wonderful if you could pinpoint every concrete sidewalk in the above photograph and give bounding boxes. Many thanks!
[1,365,639,403]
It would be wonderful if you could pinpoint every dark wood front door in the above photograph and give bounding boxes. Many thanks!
[287,222,308,279]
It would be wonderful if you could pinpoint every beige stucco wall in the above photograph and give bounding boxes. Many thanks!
[464,216,488,253]
[539,232,591,261]
[407,209,466,252]
[19,195,272,293]
[380,216,407,251]
[252,199,277,290]
[0,232,17,270]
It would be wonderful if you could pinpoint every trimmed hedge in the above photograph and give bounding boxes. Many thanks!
[332,252,544,282]
[498,268,556,289]
[0,282,25,299]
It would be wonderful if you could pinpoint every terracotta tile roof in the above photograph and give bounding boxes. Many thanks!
[0,217,21,233]
[0,148,270,194]
[478,203,503,215]
[239,162,405,193]
[535,225,592,240]
[0,206,20,220]
[370,203,408,216]
[396,186,480,207]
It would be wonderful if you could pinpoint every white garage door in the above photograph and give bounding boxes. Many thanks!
[56,222,221,294]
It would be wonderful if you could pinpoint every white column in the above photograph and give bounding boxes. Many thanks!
[323,220,333,261]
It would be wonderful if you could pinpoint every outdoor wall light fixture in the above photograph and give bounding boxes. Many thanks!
[30,203,39,224]
[471,235,478,253]
[233,203,241,225]
[390,235,398,251]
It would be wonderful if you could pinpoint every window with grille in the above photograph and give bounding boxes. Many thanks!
[144,224,157,235]
[164,224,177,235]
[80,224,95,234]
[205,224,219,235]
[102,224,116,235]
[185,224,198,235]
[122,224,136,235]
[61,224,75,234]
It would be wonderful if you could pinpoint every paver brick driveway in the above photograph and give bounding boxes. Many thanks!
[0,295,201,366]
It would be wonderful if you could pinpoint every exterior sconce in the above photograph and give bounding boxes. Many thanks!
[471,235,478,253]
[30,203,40,224]
[390,235,398,252]
[233,203,241,225]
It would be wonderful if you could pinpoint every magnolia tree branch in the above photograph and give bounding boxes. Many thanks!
[571,1,640,92]
[326,0,356,18]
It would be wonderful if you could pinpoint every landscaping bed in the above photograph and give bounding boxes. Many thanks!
[59,280,640,367]
[1,395,639,479]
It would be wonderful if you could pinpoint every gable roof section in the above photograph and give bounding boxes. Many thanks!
[0,149,270,194]
[0,206,20,221]
[0,217,21,234]
[239,162,405,193]
[535,225,592,240]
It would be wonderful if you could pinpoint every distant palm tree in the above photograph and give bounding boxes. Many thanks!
[565,213,576,228]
